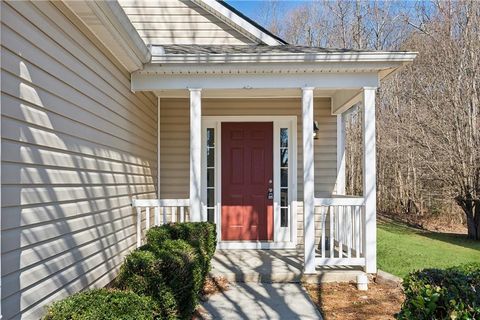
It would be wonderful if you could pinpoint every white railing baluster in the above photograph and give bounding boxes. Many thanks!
[136,206,142,248]
[132,199,190,246]
[163,207,167,223]
[313,197,366,268]
[145,207,150,230]
[329,206,334,258]
[171,206,176,223]
[347,206,352,258]
[155,206,160,226]
[355,205,360,258]
[321,206,326,258]
[338,206,343,258]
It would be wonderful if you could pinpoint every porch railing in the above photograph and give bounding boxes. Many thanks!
[314,197,365,267]
[131,198,190,248]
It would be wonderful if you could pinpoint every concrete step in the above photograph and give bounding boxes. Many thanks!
[210,269,364,284]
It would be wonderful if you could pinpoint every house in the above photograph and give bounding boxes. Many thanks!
[0,0,416,319]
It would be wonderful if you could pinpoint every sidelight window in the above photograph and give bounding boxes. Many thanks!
[206,128,215,223]
[280,128,289,227]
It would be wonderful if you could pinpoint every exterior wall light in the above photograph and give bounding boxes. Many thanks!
[313,121,319,140]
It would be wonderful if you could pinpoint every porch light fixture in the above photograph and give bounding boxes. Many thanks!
[313,121,319,140]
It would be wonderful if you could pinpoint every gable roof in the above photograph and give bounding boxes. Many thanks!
[192,0,286,45]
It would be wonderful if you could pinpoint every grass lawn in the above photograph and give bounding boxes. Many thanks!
[377,219,480,278]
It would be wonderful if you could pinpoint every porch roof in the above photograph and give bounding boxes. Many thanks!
[148,44,417,65]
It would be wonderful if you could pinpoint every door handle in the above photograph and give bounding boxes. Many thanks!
[267,188,273,200]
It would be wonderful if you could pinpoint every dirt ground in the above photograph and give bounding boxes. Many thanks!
[305,282,405,320]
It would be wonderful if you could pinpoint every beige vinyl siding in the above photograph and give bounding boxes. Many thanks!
[118,0,255,45]
[1,1,157,319]
[159,98,337,246]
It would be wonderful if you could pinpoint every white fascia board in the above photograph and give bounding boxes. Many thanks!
[100,1,151,64]
[131,72,379,91]
[151,51,417,64]
[192,0,284,45]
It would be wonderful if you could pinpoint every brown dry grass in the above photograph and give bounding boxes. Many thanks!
[305,282,404,320]
[201,276,229,297]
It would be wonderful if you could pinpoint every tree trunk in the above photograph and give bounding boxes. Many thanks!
[455,195,480,240]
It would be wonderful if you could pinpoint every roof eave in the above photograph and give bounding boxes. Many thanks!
[63,0,150,72]
[150,52,418,64]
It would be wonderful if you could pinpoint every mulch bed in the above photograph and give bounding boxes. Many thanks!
[305,282,404,320]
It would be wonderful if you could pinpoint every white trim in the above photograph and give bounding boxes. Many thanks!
[132,199,190,207]
[132,72,379,91]
[362,87,377,273]
[217,242,297,250]
[302,87,316,274]
[189,89,203,221]
[192,0,284,45]
[202,116,297,249]
[314,197,365,206]
[315,257,366,266]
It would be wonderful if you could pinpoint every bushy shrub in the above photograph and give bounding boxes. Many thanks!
[114,249,177,319]
[116,223,216,320]
[155,239,204,319]
[43,289,157,320]
[146,222,216,278]
[398,263,480,319]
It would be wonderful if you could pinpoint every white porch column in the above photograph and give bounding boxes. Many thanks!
[302,87,316,274]
[362,87,377,273]
[336,114,346,195]
[189,88,202,221]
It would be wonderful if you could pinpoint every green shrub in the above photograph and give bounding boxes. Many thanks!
[146,222,217,278]
[114,249,178,319]
[397,263,480,319]
[155,239,203,319]
[43,289,157,320]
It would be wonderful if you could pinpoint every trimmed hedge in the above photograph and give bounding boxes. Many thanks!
[115,222,216,320]
[44,223,216,320]
[397,263,480,319]
[146,222,217,278]
[114,249,177,319]
[43,289,157,320]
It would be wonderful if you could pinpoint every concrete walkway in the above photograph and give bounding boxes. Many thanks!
[199,282,323,320]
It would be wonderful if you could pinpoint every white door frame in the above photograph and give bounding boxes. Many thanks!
[202,116,297,249]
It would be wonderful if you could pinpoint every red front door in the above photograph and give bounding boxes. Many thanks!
[221,122,273,241]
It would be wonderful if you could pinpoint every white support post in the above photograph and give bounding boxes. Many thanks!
[336,114,346,195]
[157,96,161,221]
[302,87,316,274]
[189,88,203,221]
[362,87,377,273]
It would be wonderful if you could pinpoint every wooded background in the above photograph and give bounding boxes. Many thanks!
[256,0,480,238]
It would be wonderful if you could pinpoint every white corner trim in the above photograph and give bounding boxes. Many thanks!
[192,0,284,45]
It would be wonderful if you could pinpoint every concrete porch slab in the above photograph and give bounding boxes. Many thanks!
[210,249,365,283]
